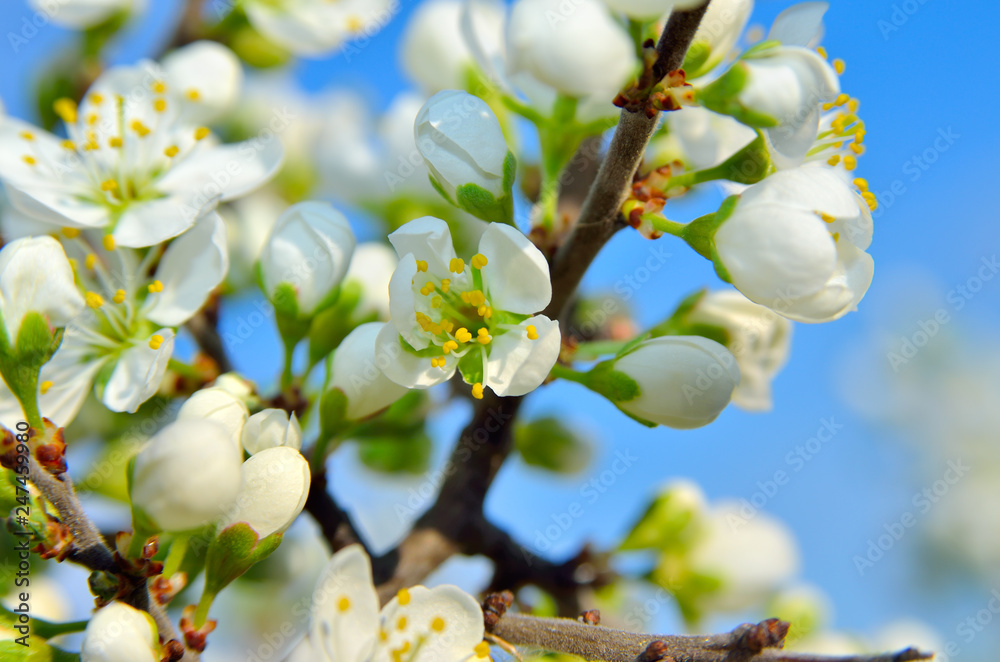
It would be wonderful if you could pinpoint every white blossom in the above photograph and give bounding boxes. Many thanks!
[30,0,138,30]
[242,408,302,455]
[376,217,560,399]
[80,601,159,662]
[177,386,250,450]
[244,0,396,57]
[0,45,281,248]
[259,201,357,317]
[343,243,397,320]
[130,419,243,533]
[330,322,409,420]
[287,544,485,662]
[0,236,83,346]
[602,0,706,20]
[219,447,310,539]
[688,0,754,75]
[713,166,874,322]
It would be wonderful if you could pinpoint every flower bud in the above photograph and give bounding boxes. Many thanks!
[592,336,740,429]
[218,447,310,539]
[686,0,754,77]
[80,601,159,662]
[259,201,357,318]
[343,242,397,320]
[603,0,707,20]
[130,420,244,533]
[29,0,134,30]
[329,322,409,420]
[241,408,302,455]
[176,387,249,451]
[415,90,515,224]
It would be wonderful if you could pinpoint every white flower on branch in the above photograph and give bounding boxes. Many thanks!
[602,0,707,20]
[177,386,250,451]
[329,322,410,420]
[377,217,561,400]
[686,0,754,76]
[286,544,486,662]
[713,166,874,323]
[0,43,282,248]
[29,0,139,30]
[80,600,159,662]
[241,408,303,455]
[243,0,397,57]
[218,447,310,540]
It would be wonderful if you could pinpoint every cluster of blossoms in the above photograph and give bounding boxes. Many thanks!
[0,0,892,660]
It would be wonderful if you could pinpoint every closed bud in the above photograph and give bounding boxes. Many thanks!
[259,201,357,318]
[241,408,302,455]
[176,387,249,451]
[415,90,515,224]
[686,0,754,77]
[329,322,409,420]
[130,420,243,533]
[603,0,707,20]
[80,601,159,662]
[218,447,310,539]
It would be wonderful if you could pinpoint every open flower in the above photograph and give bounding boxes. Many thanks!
[713,166,874,322]
[80,601,159,662]
[376,217,560,399]
[0,45,282,248]
[243,0,396,57]
[287,545,486,662]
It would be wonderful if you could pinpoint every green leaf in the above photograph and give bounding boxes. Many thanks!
[356,434,432,475]
[0,638,80,661]
[319,387,349,439]
[514,417,591,474]
[620,489,704,552]
[455,183,514,225]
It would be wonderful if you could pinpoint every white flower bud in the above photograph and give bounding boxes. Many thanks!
[176,387,249,451]
[508,0,637,99]
[611,336,740,429]
[343,242,397,320]
[602,0,706,20]
[689,0,754,75]
[330,322,409,420]
[686,290,792,412]
[80,601,159,662]
[0,236,83,344]
[130,420,244,532]
[242,408,302,455]
[260,201,357,317]
[713,167,874,322]
[211,372,256,400]
[219,447,310,539]
[415,91,514,223]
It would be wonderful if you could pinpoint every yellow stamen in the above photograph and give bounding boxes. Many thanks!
[62,227,80,239]
[819,212,836,224]
[101,179,118,191]
[420,282,436,296]
[415,259,428,272]
[477,329,491,345]
[431,296,443,309]
[109,136,123,148]
[186,88,200,101]
[102,236,116,251]
[87,113,98,126]
[40,381,53,395]
[153,98,167,113]
[440,320,454,334]
[431,357,446,368]
[148,334,165,350]
[22,155,36,166]
[853,178,869,191]
[53,98,77,124]
[455,328,472,343]
[131,120,150,137]
[822,102,835,111]
[20,131,35,141]
[850,143,865,155]
[194,127,210,141]
[164,145,180,158]
[471,253,488,269]
[449,258,465,274]
[61,139,76,150]
[471,383,484,400]
[526,325,538,340]
[442,340,458,354]
[832,232,840,242]
[827,154,840,166]
[148,280,164,294]
[431,616,446,632]
[848,98,860,113]
[85,254,97,270]
[113,289,126,304]
[816,46,828,59]
[440,278,450,293]
[833,58,846,75]
[397,588,411,605]
[85,292,104,308]
[843,155,857,171]
[835,93,850,106]
[397,616,407,631]
[346,15,363,32]
[338,597,351,612]
[152,80,167,94]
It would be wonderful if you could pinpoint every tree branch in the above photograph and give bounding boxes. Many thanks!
[491,614,932,662]
[304,470,366,553]
[185,305,234,374]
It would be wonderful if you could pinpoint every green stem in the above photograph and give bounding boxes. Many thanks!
[645,214,688,237]
[161,534,190,578]
[280,340,296,391]
[573,340,633,361]
[167,358,202,379]
[127,527,150,559]
[193,590,215,629]
[310,432,342,473]
[18,379,43,430]
[550,363,591,386]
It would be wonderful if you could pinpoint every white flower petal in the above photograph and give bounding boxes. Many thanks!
[162,41,243,124]
[485,316,560,397]
[375,323,456,389]
[309,545,380,662]
[219,447,309,539]
[102,329,174,413]
[330,322,410,420]
[147,211,228,326]
[0,235,84,341]
[28,0,134,30]
[156,137,284,203]
[111,197,199,248]
[176,387,249,451]
[478,223,551,314]
[387,216,457,274]
[378,585,485,662]
[35,335,106,427]
[3,183,108,231]
[768,1,828,47]
[777,242,873,323]
[387,255,428,351]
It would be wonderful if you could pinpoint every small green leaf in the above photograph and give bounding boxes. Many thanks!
[514,417,591,474]
[319,387,349,439]
[357,434,432,474]
[204,523,283,597]
[455,183,514,225]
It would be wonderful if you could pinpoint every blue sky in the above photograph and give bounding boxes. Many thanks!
[2,0,999,656]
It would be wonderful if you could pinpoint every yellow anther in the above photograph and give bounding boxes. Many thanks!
[85,254,97,270]
[194,126,210,141]
[431,296,443,309]
[131,120,150,137]
[108,136,123,148]
[164,145,180,158]
[40,381,53,395]
[832,232,840,242]
[442,340,458,354]
[482,307,493,319]
[53,98,78,124]
[854,130,865,144]
[397,616,407,630]
[471,253,488,269]
[90,92,104,104]
[186,88,200,101]
[87,113,99,126]
[152,80,167,94]
[822,102,835,111]
[526,325,538,340]
[22,155,36,166]
[833,58,846,75]
[455,328,472,343]
[338,597,351,612]
[420,282,436,296]
[431,357,446,368]
[61,140,75,150]
[148,280,164,294]
[819,212,836,224]
[20,131,35,141]
[397,588,411,605]
[346,15,364,32]
[850,143,865,155]
[440,319,454,333]
[153,98,167,113]
[102,235,116,251]
[85,292,104,308]
[440,278,450,293]
[864,195,878,212]
[415,259,428,272]
[449,258,465,274]
[471,383,484,400]
[379,629,388,642]
[827,154,840,166]
[843,155,857,171]
[853,178,869,191]
[477,332,491,345]
[62,227,80,239]
[113,289,126,304]
[431,616,446,632]
[848,98,860,113]
[100,179,118,191]
[835,93,850,107]
[148,334,164,350]
[816,46,828,59]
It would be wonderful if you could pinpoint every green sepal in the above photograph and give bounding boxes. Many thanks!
[696,62,780,128]
[682,40,713,79]
[455,183,515,226]
[228,24,292,69]
[649,289,708,338]
[271,282,312,350]
[715,133,772,184]
[307,283,363,367]
[319,387,349,441]
[0,638,80,661]
[586,361,641,403]
[429,174,455,206]
[203,523,284,598]
[679,195,738,284]
[13,312,56,367]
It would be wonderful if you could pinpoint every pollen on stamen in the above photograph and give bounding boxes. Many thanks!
[131,120,151,137]
[455,328,472,343]
[431,617,446,632]
[85,292,104,308]
[113,289,126,304]
[53,98,78,124]
[827,154,840,166]
[62,227,80,239]
[20,131,35,141]
[853,178,869,191]
[153,98,167,113]
[397,616,407,630]
[109,137,123,148]
[818,212,836,224]
[148,280,164,294]
[816,46,828,59]
[415,259,428,272]
[471,383,484,400]
[431,296,443,309]
[22,155,36,166]
[87,113,99,126]
[148,334,165,350]
[152,80,167,94]
[337,597,351,612]
[526,325,538,340]
[449,258,465,274]
[440,278,450,293]
[103,236,116,251]
[477,328,491,345]
[420,282,435,296]
[397,588,411,605]
[101,179,118,192]
[471,253,488,269]
[40,381,53,395]
[194,127,210,141]
[186,88,201,101]
[164,145,180,158]
[85,254,97,270]
[442,340,458,354]
[833,58,846,75]
[61,140,76,150]
[843,155,858,171]
[346,15,364,32]
[431,357,446,368]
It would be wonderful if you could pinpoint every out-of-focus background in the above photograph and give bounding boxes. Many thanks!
[1,0,998,660]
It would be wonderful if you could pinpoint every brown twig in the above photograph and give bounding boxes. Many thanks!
[303,470,366,553]
[185,306,234,374]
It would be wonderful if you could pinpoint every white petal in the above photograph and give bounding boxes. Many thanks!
[219,447,309,539]
[0,235,84,340]
[377,585,484,662]
[35,335,106,427]
[28,0,133,29]
[478,223,551,314]
[162,41,243,124]
[309,545,379,662]
[112,197,199,248]
[778,242,874,323]
[330,322,410,420]
[768,2,828,47]
[375,323,456,389]
[3,183,108,231]
[285,635,323,662]
[147,211,228,326]
[388,216,457,274]
[387,254,429,351]
[485,316,560,397]
[102,330,174,413]
[156,137,284,203]
[245,4,347,57]
[176,387,249,451]
[765,104,821,169]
